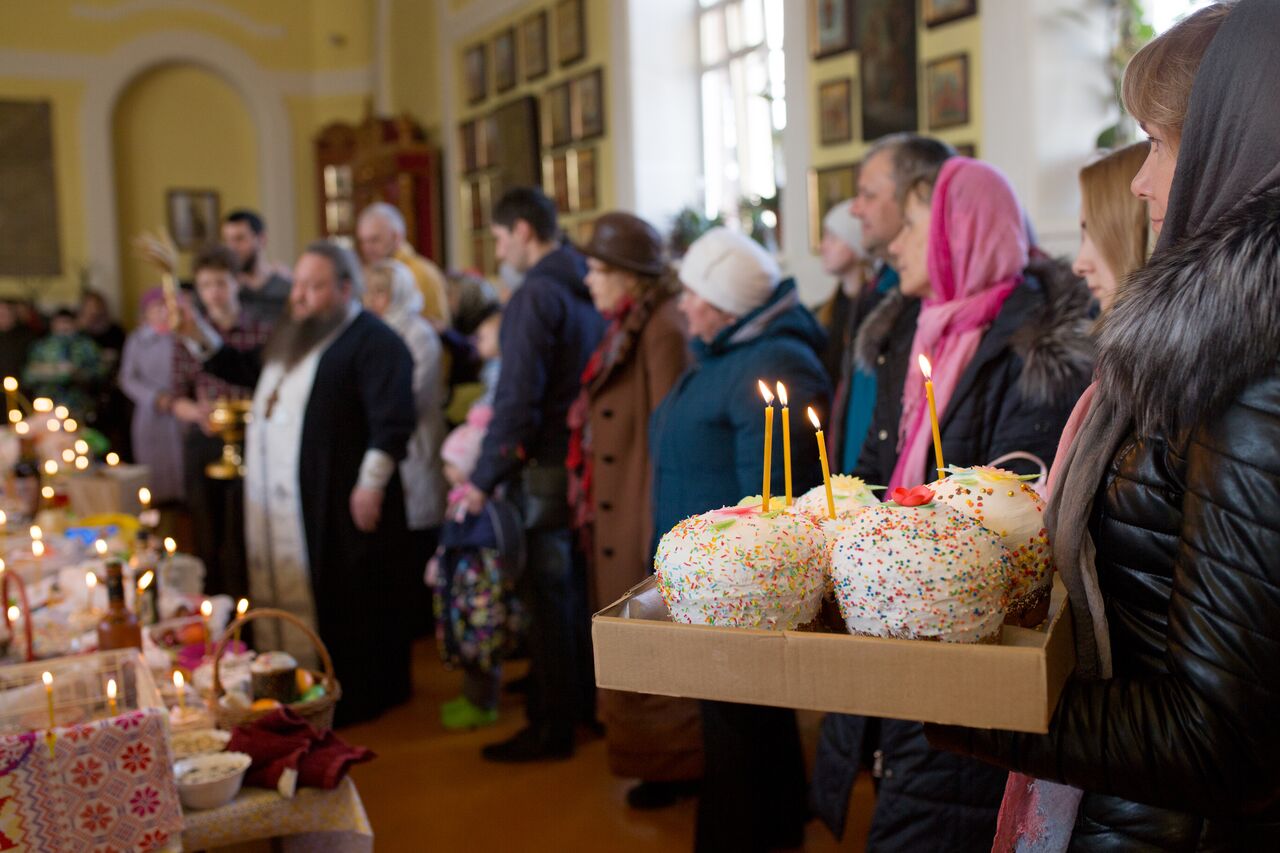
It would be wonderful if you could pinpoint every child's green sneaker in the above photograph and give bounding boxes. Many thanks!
[440,695,498,731]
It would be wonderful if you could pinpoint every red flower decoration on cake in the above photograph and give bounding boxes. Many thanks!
[890,485,935,507]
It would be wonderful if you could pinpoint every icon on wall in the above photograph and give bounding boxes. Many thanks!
[464,43,488,105]
[522,11,550,81]
[494,27,517,93]
[926,54,970,130]
[555,0,587,67]
[810,0,855,59]
[808,163,860,252]
[571,68,605,141]
[923,0,979,28]
[818,78,853,145]
[166,189,221,252]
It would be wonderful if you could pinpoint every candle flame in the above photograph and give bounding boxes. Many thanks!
[53,406,68,420]
[0,558,5,573]
[94,539,108,556]
[164,537,176,555]
[173,670,184,690]
[200,600,213,618]
[61,449,75,463]
[807,406,822,429]
[74,440,88,454]
[237,598,249,616]
[2,377,15,392]
[42,671,52,687]
[0,511,5,526]
[775,382,788,407]
[85,571,97,589]
[107,679,117,700]
[6,605,19,621]
[46,419,59,432]
[106,452,119,466]
[33,398,52,413]
[29,525,41,540]
[137,570,154,592]
[138,487,151,506]
[40,486,54,500]
[14,421,28,435]
[75,456,89,470]
[918,353,933,380]
[64,419,78,432]
[7,410,18,424]
[32,540,45,558]
[43,460,57,475]
[757,380,774,405]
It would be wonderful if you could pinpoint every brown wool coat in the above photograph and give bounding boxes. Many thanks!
[585,293,690,612]
[585,291,703,782]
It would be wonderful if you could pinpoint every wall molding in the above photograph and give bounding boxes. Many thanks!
[70,0,286,40]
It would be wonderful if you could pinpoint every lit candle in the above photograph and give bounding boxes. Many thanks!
[135,569,154,620]
[45,419,59,433]
[776,382,793,506]
[53,405,68,420]
[94,539,108,557]
[234,597,249,646]
[75,456,89,471]
[106,452,120,466]
[40,486,54,501]
[7,410,17,424]
[917,354,946,480]
[807,407,836,520]
[6,605,18,622]
[43,459,57,476]
[31,540,44,559]
[2,376,15,418]
[200,599,213,657]
[29,525,41,541]
[42,670,55,727]
[106,678,118,716]
[61,449,74,464]
[138,487,151,509]
[85,571,98,613]
[757,381,774,512]
[14,421,28,436]
[164,537,176,557]
[33,397,51,414]
[63,419,77,433]
[173,670,186,709]
[74,439,88,455]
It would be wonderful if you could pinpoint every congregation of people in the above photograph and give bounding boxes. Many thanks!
[7,2,1280,848]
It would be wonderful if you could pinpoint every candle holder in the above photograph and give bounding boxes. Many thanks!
[205,399,252,481]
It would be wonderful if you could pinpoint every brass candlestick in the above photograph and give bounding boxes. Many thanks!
[205,399,252,480]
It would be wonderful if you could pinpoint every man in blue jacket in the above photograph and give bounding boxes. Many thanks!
[463,188,605,761]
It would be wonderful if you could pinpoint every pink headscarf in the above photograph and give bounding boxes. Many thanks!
[888,158,1029,490]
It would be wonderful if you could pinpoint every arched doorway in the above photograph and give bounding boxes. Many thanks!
[111,62,259,325]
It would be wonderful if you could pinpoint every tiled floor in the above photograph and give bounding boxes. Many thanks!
[341,641,874,851]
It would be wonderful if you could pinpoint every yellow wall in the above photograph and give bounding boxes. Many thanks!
[390,0,443,133]
[112,63,259,323]
[0,0,376,312]
[451,0,615,270]
[808,10,983,192]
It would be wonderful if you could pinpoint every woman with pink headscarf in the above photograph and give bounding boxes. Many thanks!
[811,158,1094,850]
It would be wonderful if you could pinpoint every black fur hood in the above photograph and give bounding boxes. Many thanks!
[854,256,1093,405]
[1097,185,1280,436]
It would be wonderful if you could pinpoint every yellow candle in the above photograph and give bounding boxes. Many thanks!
[200,599,213,657]
[808,407,836,520]
[917,355,946,480]
[135,570,154,619]
[42,671,56,757]
[173,670,186,709]
[106,678,118,716]
[234,598,249,646]
[776,382,793,506]
[757,381,774,512]
[85,571,97,613]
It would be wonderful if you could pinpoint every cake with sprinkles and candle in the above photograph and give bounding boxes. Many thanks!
[655,504,827,630]
[827,486,1014,643]
[794,475,880,522]
[928,467,1051,626]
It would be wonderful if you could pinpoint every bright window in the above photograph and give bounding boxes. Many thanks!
[697,0,786,222]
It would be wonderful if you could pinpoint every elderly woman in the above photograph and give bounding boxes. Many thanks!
[118,289,184,501]
[650,227,830,851]
[567,212,698,809]
[364,259,448,591]
[929,2,1280,848]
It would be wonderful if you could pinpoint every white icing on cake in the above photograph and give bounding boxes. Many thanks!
[656,505,826,630]
[828,502,1013,643]
[929,467,1050,605]
[794,475,881,521]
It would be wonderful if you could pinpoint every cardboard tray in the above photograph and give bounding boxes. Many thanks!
[592,575,1074,733]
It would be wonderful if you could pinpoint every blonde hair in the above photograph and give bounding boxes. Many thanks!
[1122,4,1233,142]
[1080,142,1151,283]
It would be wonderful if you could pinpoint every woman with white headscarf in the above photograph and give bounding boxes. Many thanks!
[365,259,448,584]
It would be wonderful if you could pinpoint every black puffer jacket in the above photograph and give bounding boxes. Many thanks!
[930,187,1280,849]
[812,258,1093,848]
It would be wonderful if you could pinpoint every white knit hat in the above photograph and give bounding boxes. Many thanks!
[822,199,864,253]
[678,227,781,317]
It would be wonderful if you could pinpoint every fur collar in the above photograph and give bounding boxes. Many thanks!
[1097,185,1280,436]
[853,257,1093,405]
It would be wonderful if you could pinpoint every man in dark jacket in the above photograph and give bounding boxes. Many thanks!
[463,187,605,762]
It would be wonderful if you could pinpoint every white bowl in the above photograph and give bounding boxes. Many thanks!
[170,728,231,761]
[173,751,252,810]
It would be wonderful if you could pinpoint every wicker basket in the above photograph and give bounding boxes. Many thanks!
[209,608,341,731]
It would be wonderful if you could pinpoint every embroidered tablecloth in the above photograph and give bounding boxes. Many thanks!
[0,708,182,852]
[180,777,372,852]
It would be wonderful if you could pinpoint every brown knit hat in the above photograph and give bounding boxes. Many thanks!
[578,212,666,277]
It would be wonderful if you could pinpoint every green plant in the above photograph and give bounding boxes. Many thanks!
[668,206,724,259]
[1097,0,1156,148]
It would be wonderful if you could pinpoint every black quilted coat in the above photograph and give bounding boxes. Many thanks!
[811,258,1094,848]
[930,187,1280,849]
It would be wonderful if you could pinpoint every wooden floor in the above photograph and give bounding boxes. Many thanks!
[342,640,875,852]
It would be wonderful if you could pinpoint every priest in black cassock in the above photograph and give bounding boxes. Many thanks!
[178,240,417,727]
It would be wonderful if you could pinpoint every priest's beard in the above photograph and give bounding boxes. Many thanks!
[263,303,347,369]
